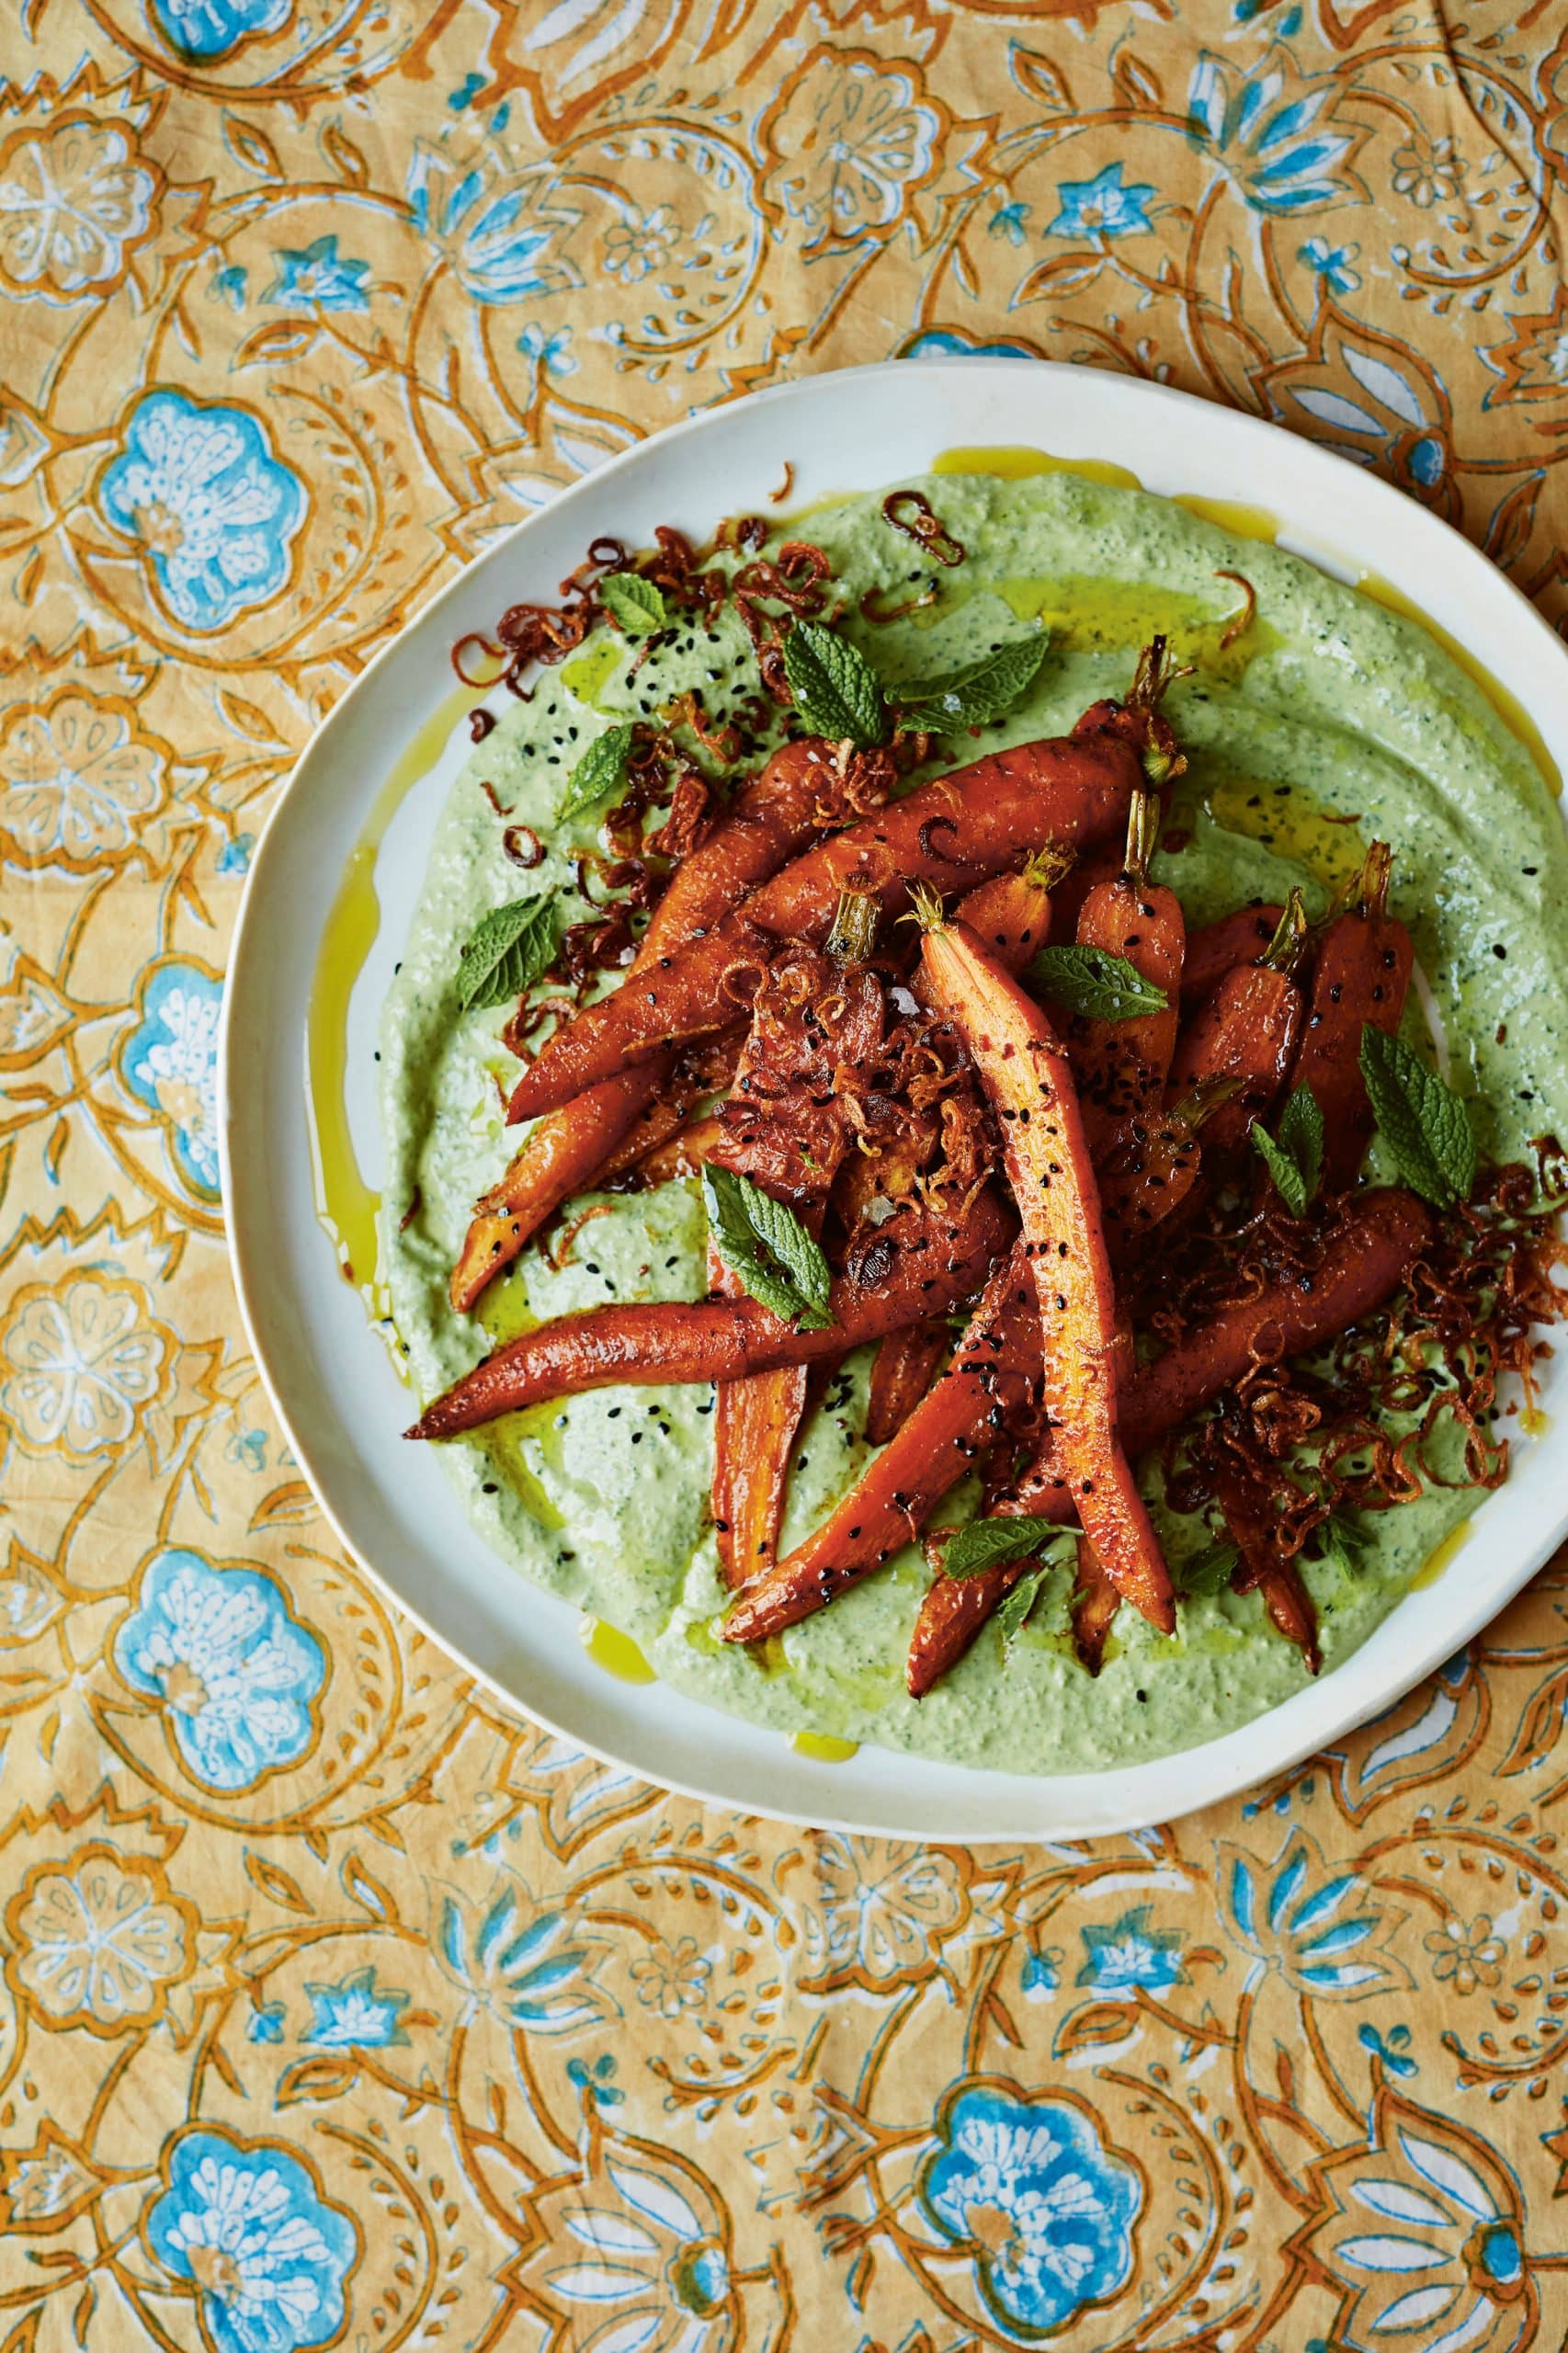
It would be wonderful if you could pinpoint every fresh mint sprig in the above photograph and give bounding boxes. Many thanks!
[1359,1027,1476,1208]
[702,1166,835,1331]
[889,637,1049,732]
[599,574,667,636]
[558,722,634,821]
[456,893,558,1012]
[942,1516,1069,1580]
[1031,945,1171,1023]
[1252,1083,1324,1218]
[781,622,887,748]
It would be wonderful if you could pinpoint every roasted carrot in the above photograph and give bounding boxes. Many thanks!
[917,908,1175,1632]
[1069,1540,1121,1675]
[1097,1079,1241,1267]
[866,1322,949,1447]
[711,1359,811,1586]
[451,1060,672,1313]
[1214,1460,1323,1673]
[619,1111,724,1188]
[1047,846,1120,943]
[1070,788,1185,1152]
[955,847,1071,977]
[720,1244,1040,1645]
[906,1555,1031,1697]
[1289,842,1412,1191]
[406,1188,1012,1440]
[1167,892,1308,1160]
[1084,1185,1430,1466]
[506,730,1146,1120]
[506,733,881,1125]
[760,1186,1430,1659]
[1182,903,1285,1006]
[907,1530,1119,1699]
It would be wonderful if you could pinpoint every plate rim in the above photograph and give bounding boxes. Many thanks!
[218,355,1568,1840]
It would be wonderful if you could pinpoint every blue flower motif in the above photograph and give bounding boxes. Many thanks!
[901,329,1039,361]
[517,323,576,377]
[217,832,255,876]
[114,1549,326,1793]
[919,2081,1142,2336]
[1358,2021,1419,2079]
[117,961,223,1200]
[567,2053,625,2109]
[449,73,485,109]
[1187,46,1365,215]
[1074,1904,1186,1995]
[142,2127,358,2353]
[1047,162,1155,241]
[150,0,289,63]
[209,265,248,312]
[1218,1827,1411,2000]
[988,199,1031,245]
[303,1967,409,2049]
[1300,235,1361,294]
[245,2001,286,2044]
[97,391,305,632]
[432,1880,618,2034]
[261,235,369,313]
[1021,1946,1062,1999]
[406,144,555,306]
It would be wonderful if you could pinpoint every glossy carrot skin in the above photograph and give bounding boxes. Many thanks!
[1181,904,1284,1006]
[900,1188,1430,1689]
[954,858,1062,977]
[1290,847,1412,1190]
[507,735,869,1125]
[406,1190,1011,1441]
[921,919,1175,1633]
[1047,846,1119,943]
[720,1245,1039,1645]
[506,732,1145,1120]
[906,1556,1030,1697]
[712,1359,811,1586]
[866,1323,949,1448]
[1070,1542,1120,1674]
[1215,1461,1322,1674]
[1168,962,1302,1160]
[450,1060,670,1313]
[1072,864,1184,1152]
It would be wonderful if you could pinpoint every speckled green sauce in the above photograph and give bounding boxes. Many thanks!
[381,471,1568,1775]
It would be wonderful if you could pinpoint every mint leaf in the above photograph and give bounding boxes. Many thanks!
[702,1166,835,1331]
[892,636,1049,731]
[457,892,557,1012]
[1031,945,1171,1023]
[1316,1513,1367,1583]
[1252,1086,1324,1218]
[1252,1121,1309,1218]
[943,1515,1068,1580]
[781,621,886,748]
[559,722,634,821]
[1277,1084,1324,1202]
[1176,1540,1238,1598]
[995,1561,1055,1660]
[599,574,667,636]
[1359,1026,1476,1208]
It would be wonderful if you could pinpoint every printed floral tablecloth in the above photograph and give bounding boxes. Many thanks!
[4,2,1568,2347]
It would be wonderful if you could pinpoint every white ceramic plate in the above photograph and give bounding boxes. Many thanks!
[220,358,1568,1841]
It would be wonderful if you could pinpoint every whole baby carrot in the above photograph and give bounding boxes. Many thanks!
[916,906,1176,1632]
[1289,841,1412,1191]
[406,1188,1012,1440]
[1181,903,1285,1006]
[1069,788,1185,1152]
[1167,892,1309,1161]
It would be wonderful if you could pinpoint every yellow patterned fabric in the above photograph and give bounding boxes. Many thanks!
[3,2,1568,2347]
